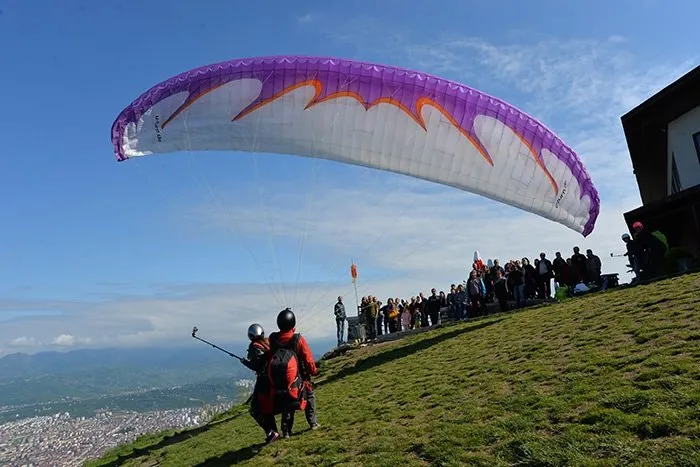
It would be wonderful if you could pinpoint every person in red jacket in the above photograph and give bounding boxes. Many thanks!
[268,308,320,438]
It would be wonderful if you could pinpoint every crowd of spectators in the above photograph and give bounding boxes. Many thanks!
[333,247,605,346]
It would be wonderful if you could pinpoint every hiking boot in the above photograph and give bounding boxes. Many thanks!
[265,431,280,444]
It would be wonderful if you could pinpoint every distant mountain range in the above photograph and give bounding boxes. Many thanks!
[0,337,335,380]
[0,339,335,416]
[0,346,246,380]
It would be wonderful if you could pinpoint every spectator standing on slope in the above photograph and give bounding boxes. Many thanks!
[536,252,553,299]
[334,296,346,347]
[570,247,588,283]
[426,288,442,326]
[493,269,509,313]
[467,270,484,318]
[508,262,526,309]
[585,249,602,285]
[552,252,566,286]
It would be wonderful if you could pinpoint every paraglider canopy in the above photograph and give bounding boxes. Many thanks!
[111,55,600,236]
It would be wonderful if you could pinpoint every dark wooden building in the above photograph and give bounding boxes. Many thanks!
[621,65,700,258]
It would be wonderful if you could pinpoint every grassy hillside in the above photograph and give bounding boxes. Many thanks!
[87,273,700,466]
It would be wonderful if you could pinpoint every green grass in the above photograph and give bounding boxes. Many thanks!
[86,273,700,466]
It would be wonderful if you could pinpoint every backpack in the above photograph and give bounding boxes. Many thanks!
[387,305,399,320]
[266,333,305,410]
[651,230,668,251]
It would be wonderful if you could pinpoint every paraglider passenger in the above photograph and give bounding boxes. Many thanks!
[242,323,279,444]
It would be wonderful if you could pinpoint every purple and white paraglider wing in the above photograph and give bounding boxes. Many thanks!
[111,56,599,236]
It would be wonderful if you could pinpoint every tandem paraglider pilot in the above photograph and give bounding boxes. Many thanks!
[270,308,320,437]
[246,308,319,443]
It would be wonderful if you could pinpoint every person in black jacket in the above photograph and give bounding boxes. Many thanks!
[552,252,566,286]
[536,252,553,299]
[333,296,346,346]
[570,247,588,283]
[632,221,667,279]
[508,262,525,308]
[493,268,509,313]
[622,233,641,280]
[521,258,537,300]
[426,288,442,325]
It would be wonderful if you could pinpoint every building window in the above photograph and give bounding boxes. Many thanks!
[694,131,700,165]
[671,152,682,194]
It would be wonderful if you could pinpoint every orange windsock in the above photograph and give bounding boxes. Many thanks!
[351,263,358,282]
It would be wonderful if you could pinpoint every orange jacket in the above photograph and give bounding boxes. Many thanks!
[270,328,318,378]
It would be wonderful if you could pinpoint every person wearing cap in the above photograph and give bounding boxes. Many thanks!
[268,308,320,438]
[631,221,667,279]
[242,323,279,443]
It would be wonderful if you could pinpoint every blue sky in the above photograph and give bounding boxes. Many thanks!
[0,0,698,356]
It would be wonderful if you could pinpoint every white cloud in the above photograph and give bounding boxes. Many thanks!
[2,29,695,357]
[188,177,635,275]
[10,336,37,347]
[0,278,414,356]
[295,13,316,25]
[318,19,697,199]
[0,178,639,357]
[52,334,74,346]
[51,334,92,347]
[396,35,696,194]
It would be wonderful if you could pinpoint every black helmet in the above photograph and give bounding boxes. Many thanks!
[277,307,296,331]
[247,323,264,341]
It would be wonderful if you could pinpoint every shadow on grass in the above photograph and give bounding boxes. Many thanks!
[195,442,267,466]
[98,411,247,467]
[318,318,502,386]
[195,426,315,466]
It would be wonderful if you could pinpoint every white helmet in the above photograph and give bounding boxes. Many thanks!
[247,323,264,341]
